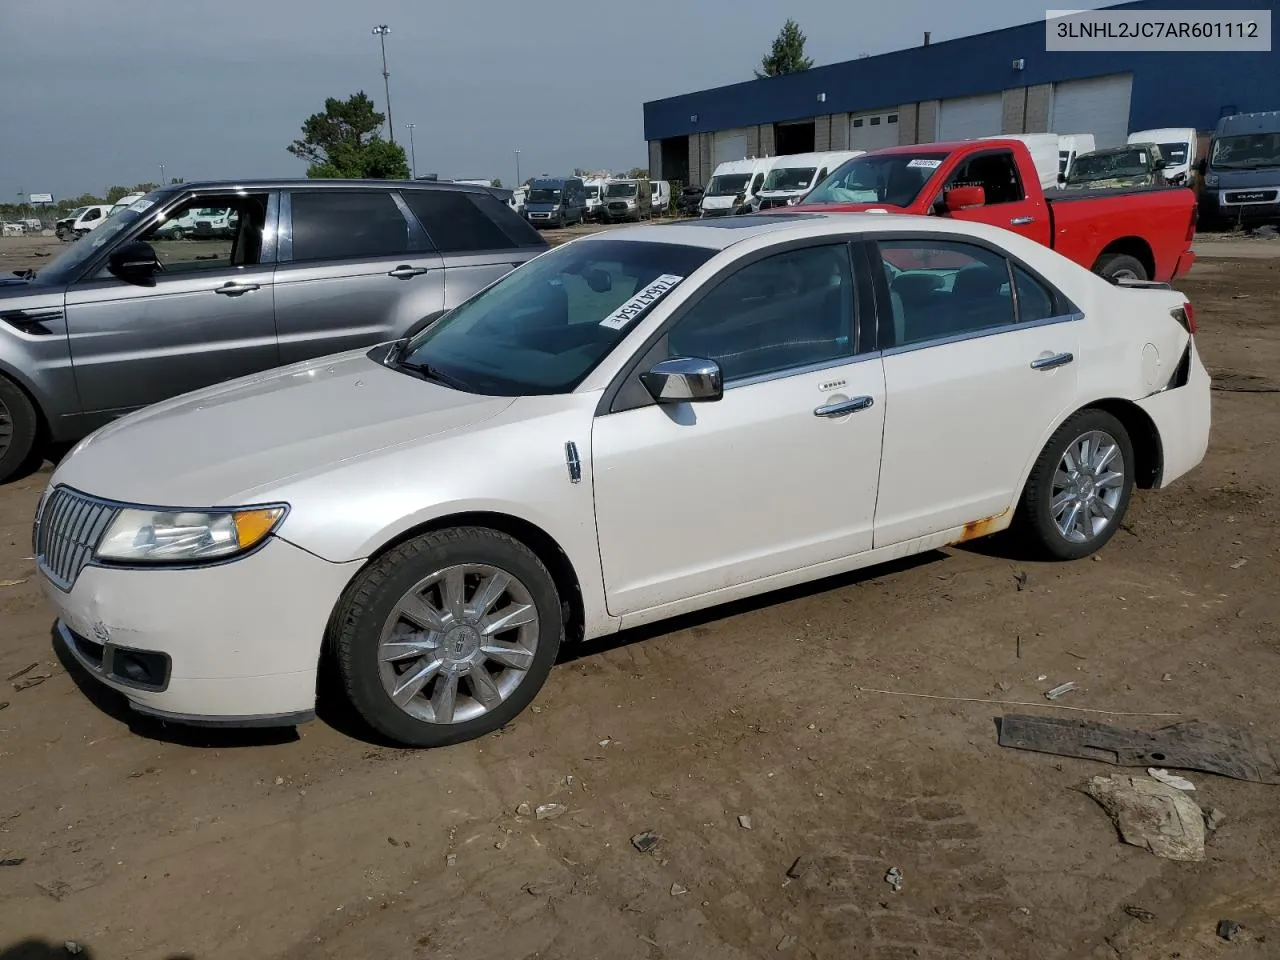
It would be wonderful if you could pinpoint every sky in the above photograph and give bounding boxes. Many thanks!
[0,0,1111,201]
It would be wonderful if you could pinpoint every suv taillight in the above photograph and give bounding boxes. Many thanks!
[1171,302,1196,335]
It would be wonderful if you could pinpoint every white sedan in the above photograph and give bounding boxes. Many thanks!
[34,213,1210,746]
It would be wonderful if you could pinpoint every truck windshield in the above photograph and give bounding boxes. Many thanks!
[398,239,714,395]
[1156,142,1189,164]
[1069,150,1150,181]
[1210,133,1280,169]
[802,153,947,207]
[585,186,599,199]
[706,174,750,196]
[528,188,562,203]
[605,183,638,198]
[763,167,817,191]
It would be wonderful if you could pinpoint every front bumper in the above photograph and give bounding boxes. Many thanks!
[1199,188,1280,225]
[41,537,362,726]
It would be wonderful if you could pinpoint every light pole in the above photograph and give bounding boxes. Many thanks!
[514,149,521,187]
[158,161,166,186]
[372,25,395,145]
[406,123,417,179]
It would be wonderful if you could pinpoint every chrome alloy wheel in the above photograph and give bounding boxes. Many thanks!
[1051,430,1126,543]
[377,564,539,725]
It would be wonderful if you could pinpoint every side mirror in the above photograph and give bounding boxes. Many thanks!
[107,241,161,285]
[1057,172,1067,183]
[944,185,986,212]
[1195,158,1208,175]
[640,357,723,403]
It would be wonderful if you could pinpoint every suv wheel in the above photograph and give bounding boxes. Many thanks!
[0,375,40,483]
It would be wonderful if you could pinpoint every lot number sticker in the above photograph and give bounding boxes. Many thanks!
[128,198,155,213]
[906,158,942,169]
[599,274,685,330]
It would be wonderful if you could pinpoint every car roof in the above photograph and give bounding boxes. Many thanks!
[161,178,498,195]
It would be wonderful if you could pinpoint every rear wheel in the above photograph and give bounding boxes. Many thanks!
[0,375,40,483]
[1094,253,1148,282]
[333,527,563,747]
[1018,409,1134,561]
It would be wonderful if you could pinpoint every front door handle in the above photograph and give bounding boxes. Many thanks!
[814,396,875,418]
[1031,352,1074,371]
[388,265,430,279]
[1010,216,1036,225]
[214,281,260,296]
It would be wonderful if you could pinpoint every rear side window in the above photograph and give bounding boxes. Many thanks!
[468,193,546,249]
[403,190,528,253]
[1013,265,1059,323]
[290,191,409,262]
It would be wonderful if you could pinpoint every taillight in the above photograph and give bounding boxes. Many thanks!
[1186,203,1198,241]
[1171,302,1196,335]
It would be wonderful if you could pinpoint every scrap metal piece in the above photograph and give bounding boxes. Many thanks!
[1084,775,1205,862]
[1044,681,1078,701]
[998,715,1280,784]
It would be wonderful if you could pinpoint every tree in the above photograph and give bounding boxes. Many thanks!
[491,178,503,188]
[755,19,814,78]
[626,167,649,179]
[287,91,410,179]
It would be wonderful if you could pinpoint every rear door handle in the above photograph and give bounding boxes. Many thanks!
[214,282,260,296]
[1010,216,1036,225]
[814,396,875,418]
[388,265,430,279]
[1031,352,1074,370]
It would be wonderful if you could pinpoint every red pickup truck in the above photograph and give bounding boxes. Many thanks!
[791,139,1198,282]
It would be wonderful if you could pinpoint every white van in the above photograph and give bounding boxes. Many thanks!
[1057,134,1097,183]
[583,178,608,221]
[54,204,112,241]
[700,157,777,217]
[1128,127,1198,185]
[977,133,1060,191]
[751,151,865,210]
[650,179,670,216]
[108,193,147,218]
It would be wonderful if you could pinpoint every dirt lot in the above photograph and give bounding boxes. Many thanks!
[1,235,1280,960]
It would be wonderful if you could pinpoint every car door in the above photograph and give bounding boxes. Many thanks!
[869,235,1081,547]
[592,241,886,618]
[62,190,280,415]
[931,149,1050,245]
[401,189,541,313]
[273,188,445,364]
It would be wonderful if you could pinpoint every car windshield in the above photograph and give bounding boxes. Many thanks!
[763,167,817,191]
[36,192,166,284]
[706,173,750,196]
[529,188,561,203]
[68,206,89,218]
[585,186,599,198]
[397,239,714,396]
[1156,141,1189,164]
[1210,133,1280,169]
[802,153,948,206]
[605,183,638,198]
[1068,149,1151,181]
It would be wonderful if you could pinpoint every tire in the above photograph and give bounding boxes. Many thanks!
[332,526,563,747]
[1017,409,1135,561]
[0,375,40,483]
[1094,253,1148,282]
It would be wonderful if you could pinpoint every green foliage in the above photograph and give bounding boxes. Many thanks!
[491,178,503,188]
[755,19,814,78]
[288,92,410,179]
[626,167,649,179]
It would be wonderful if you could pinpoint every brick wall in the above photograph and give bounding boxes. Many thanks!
[1025,84,1052,132]
[916,100,939,142]
[897,104,919,145]
[1002,87,1029,133]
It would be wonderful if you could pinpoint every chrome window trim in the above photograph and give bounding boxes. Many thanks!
[723,349,876,391]
[880,311,1084,359]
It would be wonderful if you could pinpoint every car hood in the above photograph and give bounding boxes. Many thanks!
[51,349,515,507]
[1210,166,1280,188]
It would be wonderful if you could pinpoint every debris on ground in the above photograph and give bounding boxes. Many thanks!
[631,831,661,854]
[0,858,24,867]
[64,942,83,955]
[777,934,798,952]
[516,802,532,817]
[445,854,457,867]
[670,882,688,896]
[884,866,904,892]
[1044,681,1078,701]
[1205,808,1228,833]
[639,936,660,948]
[786,856,810,879]
[0,701,8,711]
[5,662,38,682]
[36,879,71,901]
[1217,919,1241,941]
[1013,571,1028,591]
[1083,775,1205,862]
[998,715,1280,783]
[737,814,752,830]
[535,803,567,821]
[1230,558,1249,569]
[1148,768,1196,791]
[12,673,50,691]
[0,578,27,588]
[1123,905,1157,923]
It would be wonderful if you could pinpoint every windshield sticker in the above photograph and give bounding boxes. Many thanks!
[128,198,155,213]
[599,274,685,330]
[906,158,942,169]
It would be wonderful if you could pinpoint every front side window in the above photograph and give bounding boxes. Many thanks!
[136,193,267,273]
[665,244,856,383]
[803,153,948,207]
[290,190,409,262]
[944,151,1025,204]
[399,239,713,395]
[878,240,1014,346]
[84,208,102,222]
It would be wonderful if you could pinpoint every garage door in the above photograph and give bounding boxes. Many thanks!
[937,93,1003,141]
[713,130,749,165]
[1050,74,1133,148]
[849,109,900,151]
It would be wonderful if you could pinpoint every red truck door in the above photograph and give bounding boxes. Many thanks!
[926,148,1051,246]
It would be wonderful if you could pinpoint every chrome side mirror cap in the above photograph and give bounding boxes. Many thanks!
[640,357,723,403]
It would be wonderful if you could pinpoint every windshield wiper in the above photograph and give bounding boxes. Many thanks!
[391,348,471,392]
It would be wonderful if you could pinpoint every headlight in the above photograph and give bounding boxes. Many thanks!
[96,505,286,563]
[1204,174,1219,187]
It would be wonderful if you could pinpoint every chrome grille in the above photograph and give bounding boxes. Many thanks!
[35,487,118,590]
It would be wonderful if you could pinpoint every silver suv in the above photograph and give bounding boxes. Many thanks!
[0,179,548,481]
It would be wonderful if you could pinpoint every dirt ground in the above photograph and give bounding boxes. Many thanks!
[1,234,1280,960]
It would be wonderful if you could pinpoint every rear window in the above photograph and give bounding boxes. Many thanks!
[403,189,541,253]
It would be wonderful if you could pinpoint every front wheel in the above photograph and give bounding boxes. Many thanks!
[1094,253,1148,282]
[333,527,563,747]
[1017,409,1134,561]
[0,375,40,483]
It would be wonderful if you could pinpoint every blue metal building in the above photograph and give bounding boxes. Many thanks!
[644,0,1279,185]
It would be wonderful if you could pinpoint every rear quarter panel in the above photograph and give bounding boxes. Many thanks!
[1048,188,1196,281]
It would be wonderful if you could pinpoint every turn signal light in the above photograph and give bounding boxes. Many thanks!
[1171,302,1196,335]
